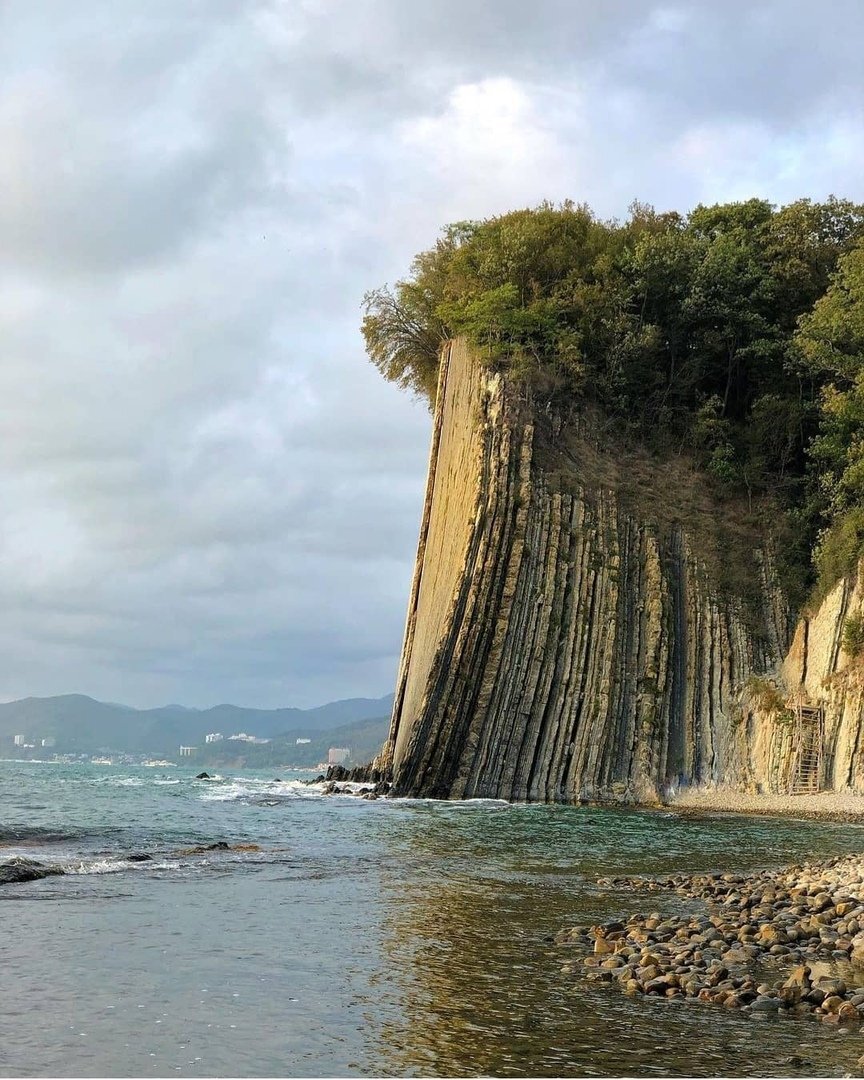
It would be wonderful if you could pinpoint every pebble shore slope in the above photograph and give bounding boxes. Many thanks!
[559,854,864,1030]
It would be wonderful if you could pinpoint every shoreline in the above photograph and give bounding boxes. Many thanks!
[662,788,864,825]
[558,851,864,1032]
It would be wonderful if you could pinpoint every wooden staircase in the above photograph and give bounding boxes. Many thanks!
[787,698,824,795]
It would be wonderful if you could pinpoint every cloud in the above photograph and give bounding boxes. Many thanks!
[0,0,861,708]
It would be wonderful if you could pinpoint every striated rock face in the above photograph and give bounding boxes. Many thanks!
[775,575,864,793]
[382,339,796,802]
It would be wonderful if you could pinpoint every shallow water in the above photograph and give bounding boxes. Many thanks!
[2,760,864,1077]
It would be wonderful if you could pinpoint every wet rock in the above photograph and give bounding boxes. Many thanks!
[783,965,811,990]
[178,841,241,855]
[127,853,153,862]
[0,857,65,885]
[751,995,780,1013]
[195,772,211,779]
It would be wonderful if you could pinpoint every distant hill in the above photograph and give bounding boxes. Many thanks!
[0,692,394,755]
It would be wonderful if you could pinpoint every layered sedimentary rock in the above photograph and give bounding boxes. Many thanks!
[381,339,798,802]
[770,575,864,793]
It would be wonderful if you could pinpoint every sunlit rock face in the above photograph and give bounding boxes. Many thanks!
[779,575,864,793]
[382,338,798,803]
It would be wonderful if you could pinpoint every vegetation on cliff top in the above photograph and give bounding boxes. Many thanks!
[363,199,864,598]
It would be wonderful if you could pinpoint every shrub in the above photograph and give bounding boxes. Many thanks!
[842,612,864,657]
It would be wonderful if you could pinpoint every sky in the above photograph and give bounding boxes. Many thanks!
[0,0,862,709]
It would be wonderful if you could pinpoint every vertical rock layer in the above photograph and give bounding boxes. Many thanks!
[776,576,864,792]
[384,339,795,802]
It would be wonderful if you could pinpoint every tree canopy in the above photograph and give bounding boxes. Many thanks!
[363,198,864,599]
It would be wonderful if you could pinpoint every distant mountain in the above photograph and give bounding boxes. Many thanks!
[0,692,394,755]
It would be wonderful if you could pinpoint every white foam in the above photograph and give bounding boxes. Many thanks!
[64,858,179,875]
[198,777,325,802]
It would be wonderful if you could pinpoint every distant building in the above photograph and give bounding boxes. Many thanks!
[227,733,270,744]
[205,733,223,743]
[41,737,56,748]
[179,746,197,757]
[328,747,351,766]
[13,735,25,746]
[296,738,311,745]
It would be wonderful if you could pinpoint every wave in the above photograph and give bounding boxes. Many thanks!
[63,857,180,876]
[197,778,326,803]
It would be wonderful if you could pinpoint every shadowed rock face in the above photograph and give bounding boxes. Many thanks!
[382,339,795,803]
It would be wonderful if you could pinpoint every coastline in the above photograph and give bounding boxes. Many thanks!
[665,787,864,825]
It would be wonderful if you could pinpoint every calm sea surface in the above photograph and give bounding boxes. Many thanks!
[3,760,864,1078]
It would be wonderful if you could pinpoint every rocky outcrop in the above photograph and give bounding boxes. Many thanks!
[382,339,795,802]
[765,573,864,793]
[0,857,65,886]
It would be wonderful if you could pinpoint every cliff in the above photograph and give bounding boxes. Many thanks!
[767,575,864,793]
[379,339,808,802]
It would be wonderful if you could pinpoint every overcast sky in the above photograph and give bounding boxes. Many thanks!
[0,0,862,709]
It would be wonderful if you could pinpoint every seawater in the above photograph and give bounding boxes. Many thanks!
[3,761,864,1078]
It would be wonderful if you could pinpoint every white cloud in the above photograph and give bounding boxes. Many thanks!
[397,77,584,218]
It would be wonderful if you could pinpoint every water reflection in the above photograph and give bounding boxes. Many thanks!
[372,804,864,1077]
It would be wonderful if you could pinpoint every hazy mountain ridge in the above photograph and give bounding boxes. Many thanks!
[0,692,394,755]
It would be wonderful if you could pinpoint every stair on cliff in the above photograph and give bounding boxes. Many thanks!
[787,702,824,795]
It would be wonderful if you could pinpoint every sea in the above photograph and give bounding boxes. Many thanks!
[3,759,864,1078]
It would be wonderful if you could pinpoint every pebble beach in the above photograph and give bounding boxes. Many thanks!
[669,787,864,823]
[559,851,864,1036]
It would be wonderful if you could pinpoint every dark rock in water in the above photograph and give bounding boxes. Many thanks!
[127,853,153,863]
[0,857,65,886]
[273,778,281,783]
[181,841,231,854]
[325,762,388,785]
[195,772,211,780]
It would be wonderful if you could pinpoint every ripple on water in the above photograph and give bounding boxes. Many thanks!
[2,760,864,1076]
